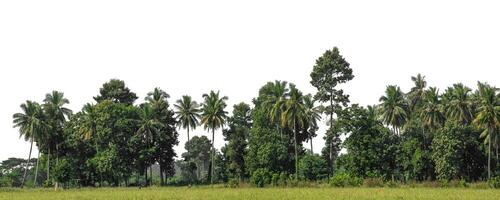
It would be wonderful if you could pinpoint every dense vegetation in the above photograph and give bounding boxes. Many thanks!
[2,47,499,189]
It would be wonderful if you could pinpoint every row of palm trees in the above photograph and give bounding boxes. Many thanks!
[13,91,72,188]
[378,74,499,179]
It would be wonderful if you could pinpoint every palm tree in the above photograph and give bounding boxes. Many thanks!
[421,87,445,132]
[379,85,408,135]
[279,84,306,180]
[174,95,201,143]
[472,82,499,180]
[80,103,102,186]
[136,104,164,186]
[12,101,45,188]
[201,90,228,184]
[445,83,473,125]
[263,81,289,137]
[408,74,427,112]
[42,91,72,187]
[302,94,322,154]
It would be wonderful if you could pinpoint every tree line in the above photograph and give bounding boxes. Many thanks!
[3,47,499,188]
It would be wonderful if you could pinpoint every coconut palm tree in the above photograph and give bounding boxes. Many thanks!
[472,82,499,180]
[421,87,445,132]
[174,95,201,143]
[201,90,228,184]
[263,81,289,137]
[445,83,473,125]
[379,85,408,135]
[42,91,72,187]
[302,94,322,154]
[136,104,164,186]
[279,84,306,180]
[12,101,45,188]
[408,74,427,112]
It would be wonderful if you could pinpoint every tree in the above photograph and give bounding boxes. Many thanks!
[473,82,499,180]
[262,81,289,137]
[223,102,252,180]
[444,83,474,125]
[182,136,212,182]
[42,91,72,188]
[408,74,427,112]
[421,87,445,132]
[174,95,201,143]
[379,85,408,135]
[310,47,354,172]
[279,84,306,180]
[12,101,45,188]
[136,104,163,186]
[302,94,322,154]
[94,79,138,105]
[200,90,228,184]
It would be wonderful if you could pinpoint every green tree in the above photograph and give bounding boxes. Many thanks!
[379,85,408,135]
[174,95,201,143]
[445,83,474,125]
[421,87,445,131]
[94,79,138,105]
[408,74,427,112]
[302,94,322,154]
[12,101,45,188]
[278,84,306,180]
[182,136,212,182]
[310,47,354,172]
[473,82,499,180]
[136,104,163,186]
[42,91,72,187]
[223,102,251,180]
[200,90,228,184]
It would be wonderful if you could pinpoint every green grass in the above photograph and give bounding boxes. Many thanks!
[1,187,499,200]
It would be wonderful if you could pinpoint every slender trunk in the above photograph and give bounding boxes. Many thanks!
[160,163,164,186]
[293,119,298,180]
[187,127,190,143]
[21,138,34,188]
[149,165,153,186]
[310,135,314,154]
[34,151,40,187]
[329,95,334,176]
[145,168,148,186]
[55,144,59,191]
[488,133,491,180]
[211,128,215,184]
[47,147,50,185]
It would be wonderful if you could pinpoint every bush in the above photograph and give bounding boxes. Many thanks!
[271,173,279,186]
[250,168,270,187]
[385,180,399,188]
[278,172,288,186]
[489,176,500,188]
[298,154,329,181]
[363,178,384,187]
[329,172,362,187]
[226,178,239,188]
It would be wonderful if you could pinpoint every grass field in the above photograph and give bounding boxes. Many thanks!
[1,187,499,200]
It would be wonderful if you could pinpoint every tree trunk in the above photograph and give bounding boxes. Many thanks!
[294,119,298,181]
[310,135,314,154]
[47,147,50,185]
[150,165,153,186]
[187,127,190,143]
[160,163,164,186]
[55,144,59,191]
[34,151,40,187]
[145,168,148,186]
[21,138,34,188]
[211,128,215,184]
[488,133,491,180]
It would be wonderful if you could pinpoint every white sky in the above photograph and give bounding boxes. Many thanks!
[1,0,499,162]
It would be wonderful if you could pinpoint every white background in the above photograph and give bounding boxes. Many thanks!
[1,0,499,161]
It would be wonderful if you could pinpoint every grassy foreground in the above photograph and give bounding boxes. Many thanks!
[1,187,499,200]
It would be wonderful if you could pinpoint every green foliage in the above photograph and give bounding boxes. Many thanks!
[329,172,362,187]
[94,79,138,105]
[250,168,270,187]
[298,153,328,181]
[226,178,239,188]
[432,122,463,181]
[223,102,251,180]
[488,176,500,188]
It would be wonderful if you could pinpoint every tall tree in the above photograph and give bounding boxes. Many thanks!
[279,84,306,180]
[12,101,45,188]
[201,90,228,184]
[302,94,322,154]
[136,104,163,186]
[94,79,138,105]
[223,102,252,180]
[379,85,408,135]
[42,91,72,188]
[174,95,201,143]
[445,83,474,125]
[421,87,445,132]
[408,74,427,112]
[310,47,354,173]
[472,82,499,180]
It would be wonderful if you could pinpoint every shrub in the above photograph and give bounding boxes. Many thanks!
[363,178,384,187]
[298,154,329,181]
[489,176,500,188]
[329,172,362,187]
[227,178,239,188]
[271,173,279,186]
[250,168,270,187]
[278,172,288,186]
